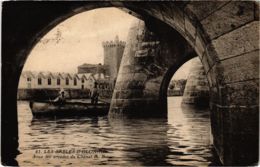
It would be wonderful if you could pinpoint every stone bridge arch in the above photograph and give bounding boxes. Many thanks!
[2,1,258,165]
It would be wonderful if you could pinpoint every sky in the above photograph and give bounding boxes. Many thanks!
[23,7,192,79]
[173,59,193,80]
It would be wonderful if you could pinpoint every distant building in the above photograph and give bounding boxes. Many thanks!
[18,36,125,99]
[77,73,96,90]
[168,79,187,96]
[18,71,113,100]
[18,71,96,90]
[102,35,126,80]
[77,35,126,81]
[77,63,107,75]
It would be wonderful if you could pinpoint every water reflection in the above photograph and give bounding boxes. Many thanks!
[167,97,219,166]
[108,118,171,166]
[16,97,221,166]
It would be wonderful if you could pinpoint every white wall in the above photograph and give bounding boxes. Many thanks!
[18,72,97,90]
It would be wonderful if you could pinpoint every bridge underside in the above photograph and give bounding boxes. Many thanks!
[109,19,194,118]
[2,2,259,166]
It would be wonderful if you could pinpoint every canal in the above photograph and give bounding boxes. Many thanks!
[16,96,221,166]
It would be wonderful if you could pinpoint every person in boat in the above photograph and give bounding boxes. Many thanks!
[53,89,66,104]
[90,82,99,105]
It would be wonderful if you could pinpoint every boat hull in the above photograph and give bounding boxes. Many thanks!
[29,101,109,118]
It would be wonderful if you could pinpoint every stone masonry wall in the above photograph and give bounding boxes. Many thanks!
[124,2,259,164]
[182,57,209,107]
[103,37,125,80]
[2,2,258,166]
[109,19,193,118]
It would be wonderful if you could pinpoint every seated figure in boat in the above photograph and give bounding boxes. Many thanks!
[90,83,99,105]
[53,89,66,104]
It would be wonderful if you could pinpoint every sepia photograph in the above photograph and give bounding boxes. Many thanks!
[1,1,259,166]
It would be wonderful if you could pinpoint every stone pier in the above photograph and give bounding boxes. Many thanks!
[182,57,209,107]
[109,19,193,118]
[109,20,165,118]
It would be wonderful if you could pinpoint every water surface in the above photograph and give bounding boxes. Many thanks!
[17,96,221,166]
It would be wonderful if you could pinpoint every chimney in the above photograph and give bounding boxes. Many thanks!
[97,63,102,80]
[115,35,119,43]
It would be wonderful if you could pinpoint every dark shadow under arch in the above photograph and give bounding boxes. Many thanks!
[159,52,197,113]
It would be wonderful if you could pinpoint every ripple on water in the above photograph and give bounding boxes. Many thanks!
[16,97,221,166]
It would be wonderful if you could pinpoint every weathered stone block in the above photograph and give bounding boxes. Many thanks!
[207,63,223,87]
[152,3,186,39]
[184,15,196,41]
[114,81,130,90]
[115,89,143,99]
[113,99,123,107]
[205,75,213,88]
[143,90,159,99]
[228,107,259,134]
[227,133,259,165]
[133,72,147,82]
[126,80,145,89]
[185,1,229,21]
[221,50,259,83]
[144,78,161,89]
[140,41,160,48]
[201,54,210,73]
[211,104,259,165]
[171,4,185,33]
[194,32,206,58]
[221,79,259,106]
[205,44,220,70]
[212,21,259,60]
[210,104,224,161]
[110,98,164,117]
[201,1,254,39]
[133,56,152,65]
[120,65,136,74]
[117,72,134,83]
[255,2,260,20]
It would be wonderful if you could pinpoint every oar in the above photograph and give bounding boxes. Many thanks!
[42,89,52,102]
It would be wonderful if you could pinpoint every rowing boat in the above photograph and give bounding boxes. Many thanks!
[29,100,110,117]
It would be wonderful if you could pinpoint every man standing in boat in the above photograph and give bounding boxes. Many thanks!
[53,88,66,104]
[90,82,99,105]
